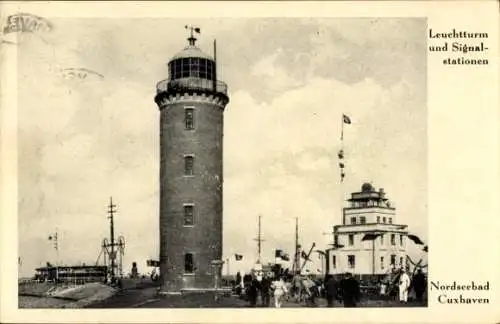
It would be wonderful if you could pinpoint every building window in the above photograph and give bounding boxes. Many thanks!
[184,204,194,226]
[184,253,194,273]
[380,257,384,270]
[348,255,355,269]
[351,217,356,225]
[400,235,403,246]
[390,254,396,266]
[391,234,396,245]
[383,217,386,223]
[332,255,336,269]
[377,216,380,223]
[348,234,354,246]
[185,108,194,130]
[380,234,384,245]
[184,155,194,175]
[400,256,404,267]
[360,216,366,224]
[389,218,393,224]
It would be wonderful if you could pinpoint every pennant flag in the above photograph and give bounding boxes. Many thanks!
[194,27,201,33]
[423,245,428,252]
[275,249,283,258]
[235,254,243,261]
[407,234,425,245]
[341,172,345,182]
[339,162,345,168]
[343,114,352,124]
[338,150,344,159]
[362,233,382,241]
[48,236,53,240]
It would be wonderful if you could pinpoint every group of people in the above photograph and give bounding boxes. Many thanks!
[233,267,427,308]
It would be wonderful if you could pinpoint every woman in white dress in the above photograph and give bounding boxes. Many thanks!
[272,276,288,308]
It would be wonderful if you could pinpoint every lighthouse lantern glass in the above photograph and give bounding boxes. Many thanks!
[169,58,215,81]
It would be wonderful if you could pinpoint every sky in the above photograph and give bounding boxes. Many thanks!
[16,18,427,277]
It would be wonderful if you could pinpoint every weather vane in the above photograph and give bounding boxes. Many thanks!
[185,25,201,46]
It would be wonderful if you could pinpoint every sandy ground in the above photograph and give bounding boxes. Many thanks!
[18,282,117,309]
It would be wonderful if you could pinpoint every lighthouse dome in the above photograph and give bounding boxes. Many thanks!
[361,182,374,192]
[171,45,213,61]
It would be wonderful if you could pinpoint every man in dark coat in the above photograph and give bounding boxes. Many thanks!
[339,272,361,307]
[412,269,427,303]
[325,275,337,307]
[248,278,259,307]
[260,276,272,307]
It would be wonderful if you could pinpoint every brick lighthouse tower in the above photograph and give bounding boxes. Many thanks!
[154,26,229,293]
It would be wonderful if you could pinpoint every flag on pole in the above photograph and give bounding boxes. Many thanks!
[407,234,425,245]
[362,233,382,241]
[301,251,309,260]
[234,254,243,261]
[343,114,352,124]
[281,254,290,261]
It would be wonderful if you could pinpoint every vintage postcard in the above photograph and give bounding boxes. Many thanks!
[1,1,498,323]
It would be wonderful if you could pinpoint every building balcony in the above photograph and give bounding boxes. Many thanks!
[156,77,228,97]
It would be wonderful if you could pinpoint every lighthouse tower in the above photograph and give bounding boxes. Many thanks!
[154,27,229,293]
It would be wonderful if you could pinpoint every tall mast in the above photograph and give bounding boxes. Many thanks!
[254,215,264,264]
[107,197,117,279]
[293,217,299,274]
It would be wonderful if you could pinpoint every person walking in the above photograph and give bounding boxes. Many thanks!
[412,269,426,303]
[339,272,361,307]
[398,269,411,303]
[272,275,288,308]
[325,275,337,307]
[248,278,259,307]
[261,275,271,307]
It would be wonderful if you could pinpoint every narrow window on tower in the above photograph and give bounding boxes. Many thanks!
[390,254,396,266]
[351,217,356,225]
[360,216,366,224]
[184,204,194,226]
[185,108,194,130]
[391,234,396,245]
[332,255,336,269]
[348,234,354,246]
[377,216,380,223]
[380,234,384,245]
[400,235,403,246]
[380,256,385,270]
[334,234,339,246]
[184,155,194,176]
[389,217,393,224]
[184,253,194,274]
[400,256,404,267]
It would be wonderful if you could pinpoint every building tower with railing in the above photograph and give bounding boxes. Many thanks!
[154,28,229,293]
[328,183,408,278]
